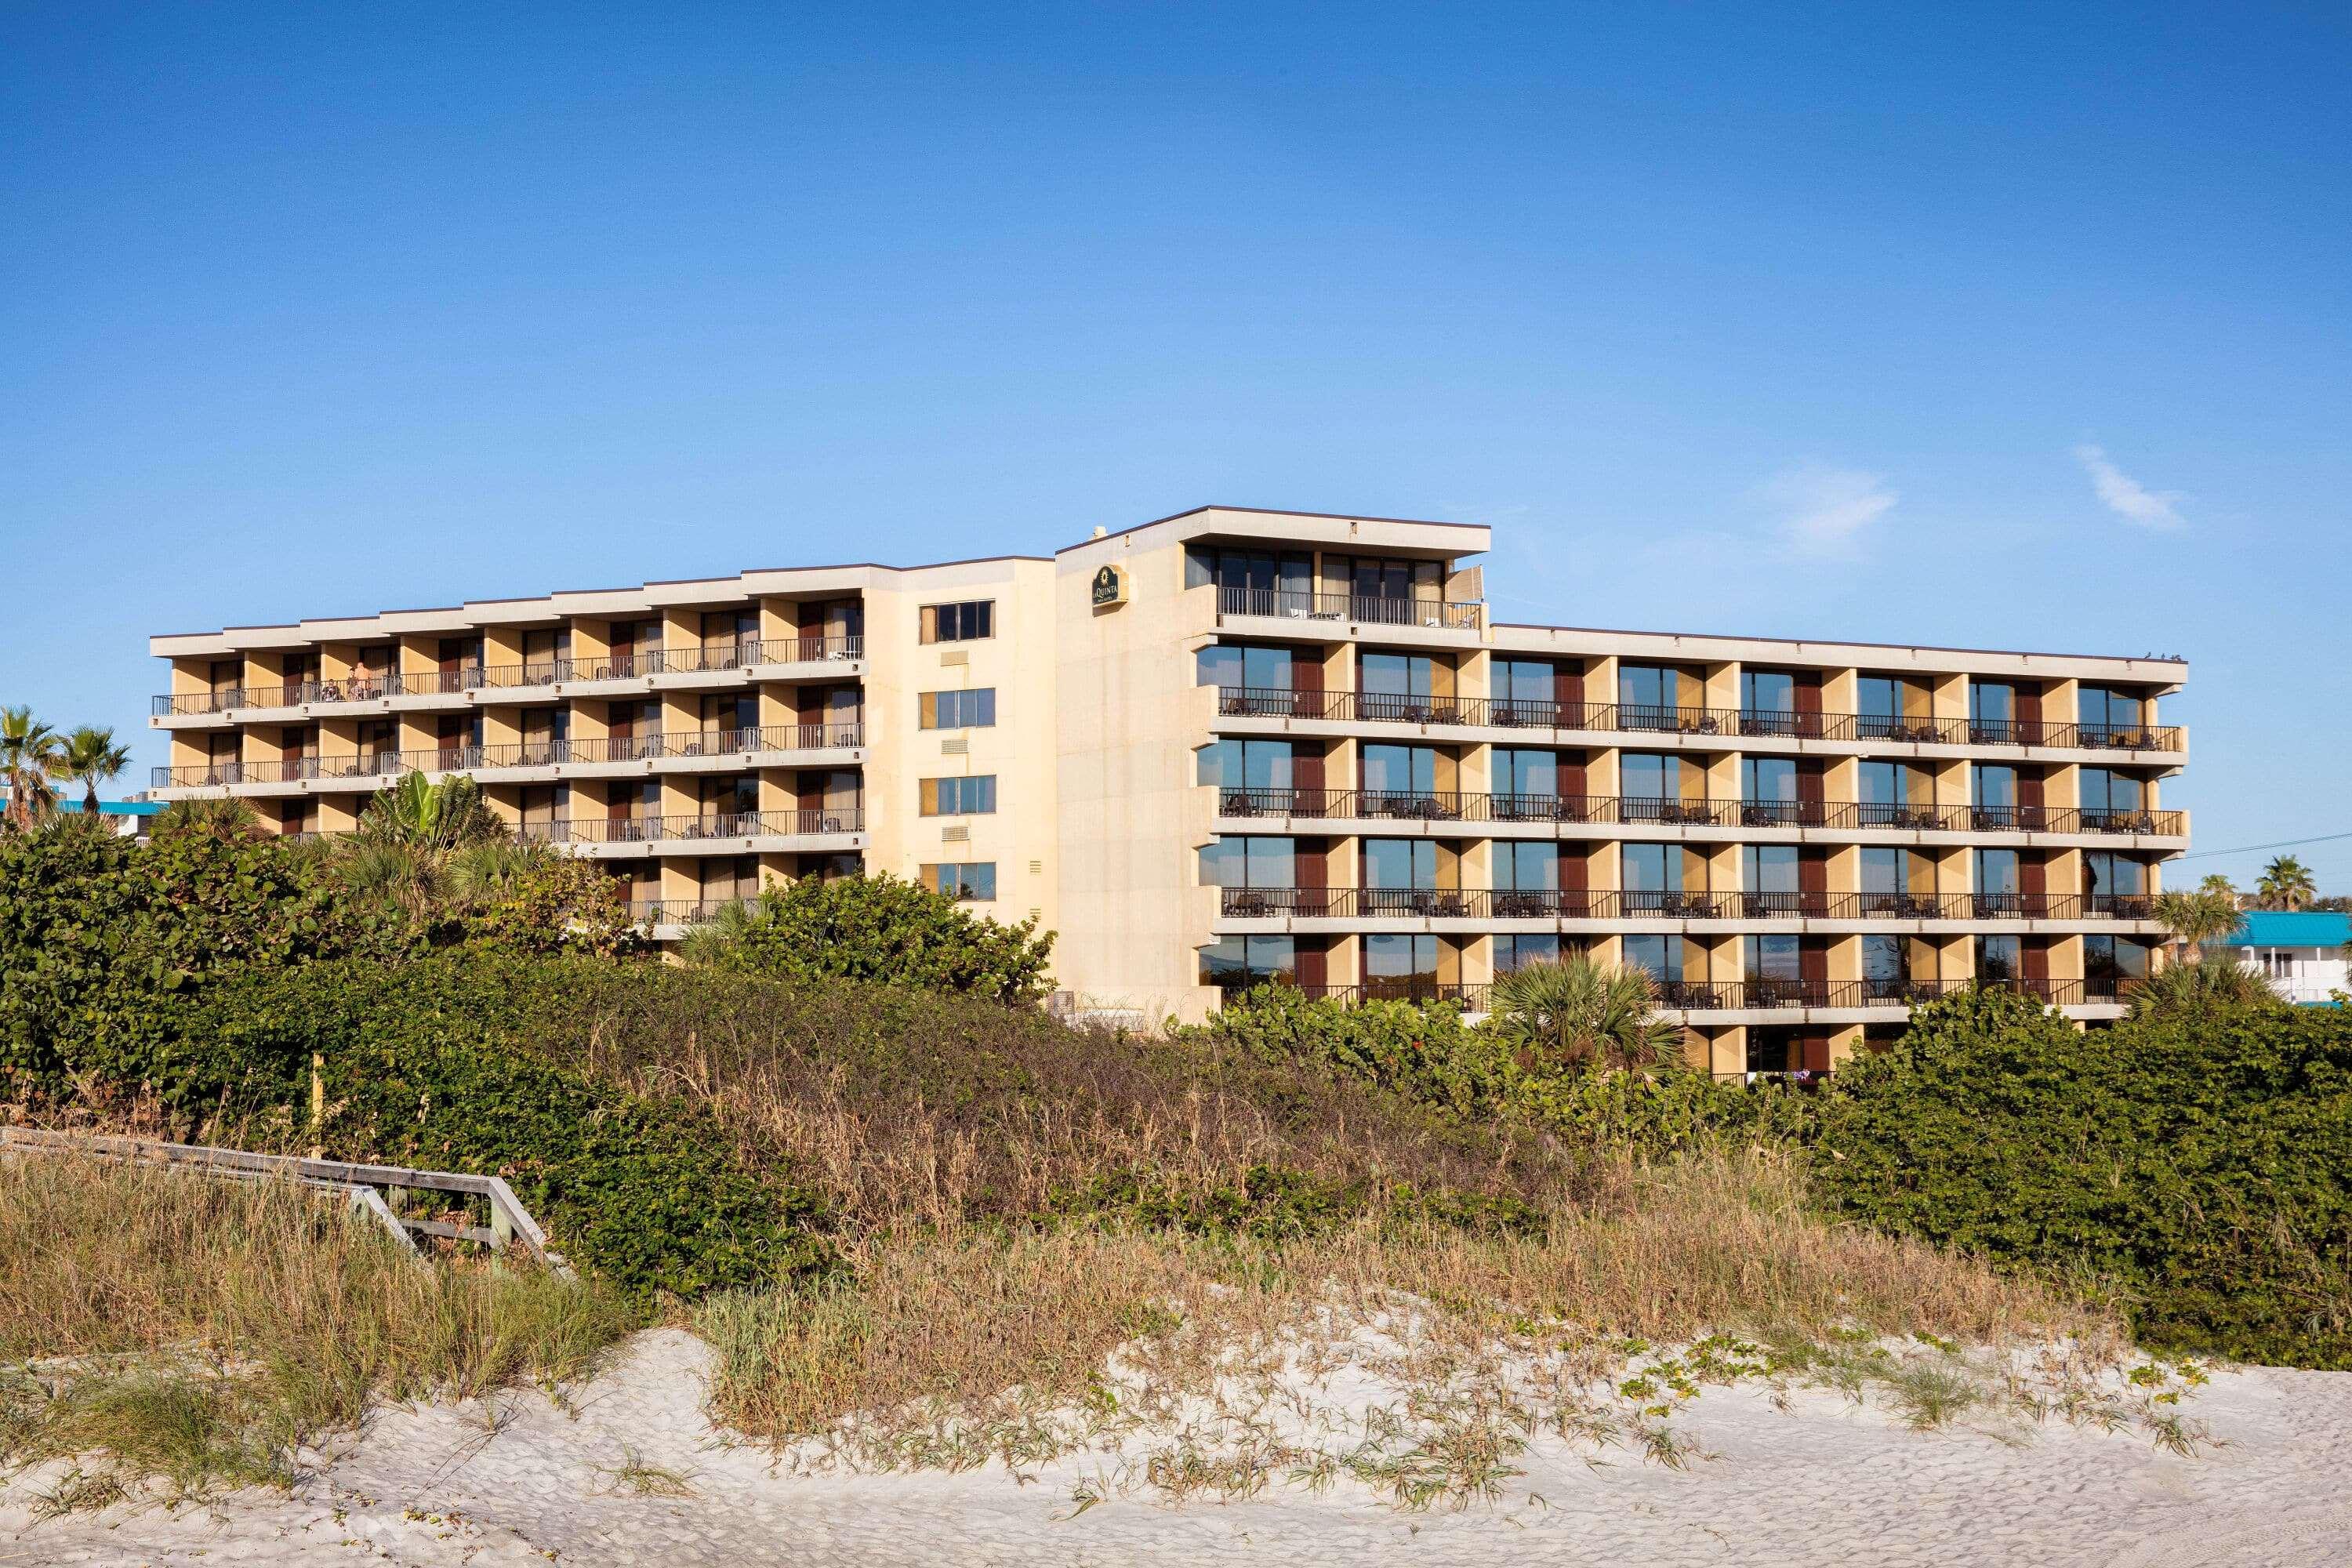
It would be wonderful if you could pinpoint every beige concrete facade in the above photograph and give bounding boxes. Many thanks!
[149,506,2189,1074]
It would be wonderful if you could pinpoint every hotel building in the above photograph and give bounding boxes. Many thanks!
[148,506,2188,1073]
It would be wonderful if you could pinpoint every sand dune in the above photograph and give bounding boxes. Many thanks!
[5,1327,2350,1566]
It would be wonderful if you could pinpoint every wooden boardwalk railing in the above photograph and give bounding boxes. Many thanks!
[0,1125,572,1279]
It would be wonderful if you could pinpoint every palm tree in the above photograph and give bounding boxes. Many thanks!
[1487,955,1686,1072]
[2127,955,2283,1017]
[354,772,504,851]
[0,706,64,831]
[2153,887,2245,964]
[2256,855,2318,913]
[54,725,132,815]
[154,796,265,840]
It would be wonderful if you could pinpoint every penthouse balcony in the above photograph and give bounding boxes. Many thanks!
[1209,788,2187,841]
[150,637,867,720]
[1213,589,1483,633]
[1211,688,2185,756]
[1214,887,2164,924]
[149,724,866,793]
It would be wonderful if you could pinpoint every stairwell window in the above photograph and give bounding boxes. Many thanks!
[920,775,997,816]
[920,688,996,729]
[920,601,994,643]
[920,862,997,901]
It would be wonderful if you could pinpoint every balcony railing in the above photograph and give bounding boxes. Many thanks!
[151,638,868,717]
[1209,787,2185,837]
[1214,588,1483,630]
[1209,687,2182,751]
[630,897,760,927]
[149,724,865,790]
[1215,979,1492,1009]
[514,808,863,846]
[1213,974,2124,1014]
[1217,887,2161,922]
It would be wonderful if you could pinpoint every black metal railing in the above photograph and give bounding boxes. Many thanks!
[1214,587,1483,630]
[514,808,863,846]
[1214,885,2167,924]
[1207,686,2182,751]
[1206,786,2183,837]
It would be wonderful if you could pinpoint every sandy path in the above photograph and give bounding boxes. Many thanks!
[5,1329,2350,1566]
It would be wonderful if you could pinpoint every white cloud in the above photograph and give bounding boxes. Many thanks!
[2072,444,2187,530]
[1755,463,1896,557]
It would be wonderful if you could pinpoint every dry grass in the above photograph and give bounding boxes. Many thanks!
[698,1147,2107,1464]
[0,1155,639,1501]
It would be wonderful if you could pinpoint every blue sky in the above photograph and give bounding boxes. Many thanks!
[4,3,2346,887]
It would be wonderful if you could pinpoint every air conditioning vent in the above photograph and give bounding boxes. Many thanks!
[941,824,970,843]
[940,737,967,755]
[940,649,969,667]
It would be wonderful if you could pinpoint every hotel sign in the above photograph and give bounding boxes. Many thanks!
[1091,564,1129,608]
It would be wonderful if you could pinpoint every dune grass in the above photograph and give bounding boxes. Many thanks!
[0,1155,640,1504]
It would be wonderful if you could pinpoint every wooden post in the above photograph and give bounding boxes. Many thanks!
[309,1053,325,1160]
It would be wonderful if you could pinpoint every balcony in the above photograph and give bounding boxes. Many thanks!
[1215,979,1491,1010]
[1210,688,2183,753]
[151,638,868,718]
[630,897,760,929]
[514,808,863,847]
[150,724,866,790]
[1213,588,1483,632]
[1215,887,2160,924]
[1208,787,2185,839]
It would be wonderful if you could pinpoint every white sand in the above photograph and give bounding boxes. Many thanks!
[5,1327,2350,1567]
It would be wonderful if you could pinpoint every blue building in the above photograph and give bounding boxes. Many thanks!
[2223,911,2350,1006]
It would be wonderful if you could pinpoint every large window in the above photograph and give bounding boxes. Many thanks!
[1741,756,1797,803]
[1196,738,1294,792]
[1492,659,1559,721]
[920,688,996,729]
[1492,748,1557,802]
[1975,848,2020,897]
[1360,743,1437,797]
[1976,934,2021,982]
[1199,836,1295,888]
[1970,681,2016,738]
[2083,935,2152,990]
[1361,837,1437,890]
[2078,768,2144,814]
[1200,935,1297,990]
[1741,669,1795,715]
[2078,685,2145,733]
[2084,851,2146,899]
[1973,764,2016,808]
[919,862,997,901]
[1620,752,1673,799]
[919,775,997,815]
[1860,935,1907,987]
[1744,934,1803,981]
[1618,664,1687,727]
[1744,844,1800,894]
[1857,675,1900,724]
[1494,934,1563,974]
[1191,547,1314,614]
[1364,932,1439,979]
[1496,841,1559,891]
[1359,652,1436,715]
[1195,643,1294,691]
[1623,933,1684,983]
[920,601,994,644]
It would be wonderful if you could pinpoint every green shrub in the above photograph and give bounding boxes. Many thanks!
[0,823,401,1096]
[184,958,834,1299]
[1814,988,2352,1367]
[679,873,1054,1004]
[1193,985,1802,1155]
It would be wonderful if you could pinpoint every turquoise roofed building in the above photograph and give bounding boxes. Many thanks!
[2223,911,2350,1006]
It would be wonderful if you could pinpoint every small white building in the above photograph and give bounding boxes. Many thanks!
[2223,912,2350,1006]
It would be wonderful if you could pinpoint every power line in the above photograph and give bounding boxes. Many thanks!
[2176,830,2352,862]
